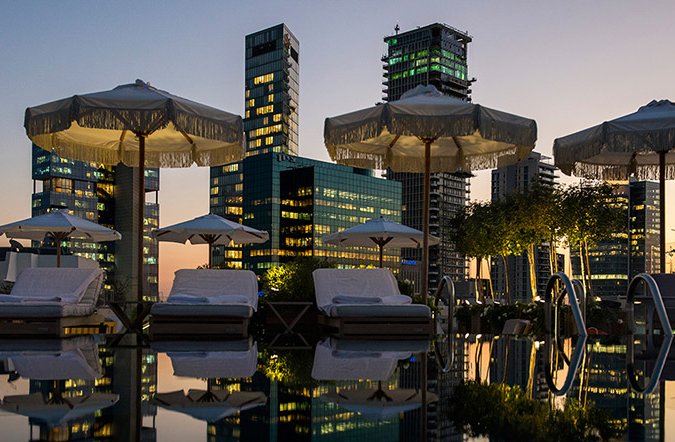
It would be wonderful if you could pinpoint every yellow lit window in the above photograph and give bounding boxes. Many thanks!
[247,99,255,108]
[256,105,274,115]
[245,110,250,118]
[245,89,250,98]
[253,73,274,85]
[273,113,282,123]
[268,94,274,103]
[265,136,273,145]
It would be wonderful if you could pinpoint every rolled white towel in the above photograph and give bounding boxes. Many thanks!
[332,295,382,304]
[379,295,413,305]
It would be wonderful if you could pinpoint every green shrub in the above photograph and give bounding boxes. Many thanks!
[261,257,337,302]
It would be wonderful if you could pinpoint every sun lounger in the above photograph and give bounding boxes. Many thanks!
[150,269,259,338]
[0,268,106,337]
[313,268,433,338]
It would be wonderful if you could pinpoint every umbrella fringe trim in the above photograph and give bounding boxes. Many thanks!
[32,137,244,168]
[569,162,675,181]
[324,118,384,150]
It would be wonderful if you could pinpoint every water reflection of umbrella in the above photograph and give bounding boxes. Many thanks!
[153,390,266,423]
[323,217,439,268]
[1,392,119,426]
[152,214,269,268]
[0,209,120,267]
[321,382,438,420]
[324,84,536,300]
[25,79,244,299]
[554,100,675,271]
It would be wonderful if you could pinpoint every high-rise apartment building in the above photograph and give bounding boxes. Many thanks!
[383,23,473,293]
[31,145,159,300]
[490,152,558,301]
[571,180,660,298]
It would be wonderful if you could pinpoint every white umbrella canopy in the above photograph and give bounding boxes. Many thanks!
[153,390,266,423]
[553,99,675,272]
[24,80,244,300]
[152,214,269,268]
[0,209,121,267]
[0,392,119,426]
[323,217,440,268]
[324,85,536,299]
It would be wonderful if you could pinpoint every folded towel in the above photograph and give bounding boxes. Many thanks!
[380,295,413,305]
[0,295,80,304]
[332,295,382,304]
[168,294,251,305]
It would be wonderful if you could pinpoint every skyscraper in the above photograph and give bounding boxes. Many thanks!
[210,24,402,272]
[490,152,558,301]
[383,23,473,293]
[571,180,661,298]
[210,23,300,266]
[31,146,159,301]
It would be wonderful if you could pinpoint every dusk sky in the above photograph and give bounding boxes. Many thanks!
[2,1,675,296]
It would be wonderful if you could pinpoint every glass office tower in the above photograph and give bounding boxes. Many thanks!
[383,23,473,293]
[31,145,159,301]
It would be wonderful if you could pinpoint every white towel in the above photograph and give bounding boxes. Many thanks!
[168,294,251,305]
[332,295,382,304]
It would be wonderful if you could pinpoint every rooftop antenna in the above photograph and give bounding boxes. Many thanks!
[394,24,400,35]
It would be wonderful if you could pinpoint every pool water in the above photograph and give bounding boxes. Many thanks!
[0,332,672,441]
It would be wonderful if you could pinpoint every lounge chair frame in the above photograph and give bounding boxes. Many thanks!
[0,313,110,338]
[149,316,249,339]
[317,314,433,339]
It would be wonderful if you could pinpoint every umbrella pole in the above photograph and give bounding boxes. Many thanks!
[137,134,146,302]
[379,244,384,268]
[421,140,432,303]
[660,151,666,273]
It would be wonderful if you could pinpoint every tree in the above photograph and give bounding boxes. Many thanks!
[559,182,624,295]
[261,257,337,302]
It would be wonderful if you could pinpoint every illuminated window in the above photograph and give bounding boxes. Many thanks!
[256,105,274,115]
[247,99,255,108]
[267,94,274,103]
[273,114,282,123]
[265,136,273,145]
[245,110,250,118]
[253,73,274,84]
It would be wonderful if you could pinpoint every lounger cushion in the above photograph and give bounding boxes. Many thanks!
[327,304,431,318]
[0,303,95,318]
[167,269,259,311]
[150,303,253,318]
[10,268,103,303]
[313,268,401,314]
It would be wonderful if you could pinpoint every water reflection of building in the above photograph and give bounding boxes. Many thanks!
[208,368,400,440]
[571,180,661,299]
[571,340,663,441]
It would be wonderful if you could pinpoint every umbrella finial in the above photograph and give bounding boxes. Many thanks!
[135,79,150,87]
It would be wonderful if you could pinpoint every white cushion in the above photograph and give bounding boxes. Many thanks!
[312,268,401,314]
[9,268,103,304]
[168,269,258,311]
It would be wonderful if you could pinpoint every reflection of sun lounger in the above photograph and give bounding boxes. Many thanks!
[152,339,258,379]
[153,390,267,423]
[311,337,427,381]
[313,268,433,338]
[0,336,102,380]
[150,269,259,338]
[0,268,106,337]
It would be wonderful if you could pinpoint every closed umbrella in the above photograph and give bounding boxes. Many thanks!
[24,80,244,299]
[0,209,121,267]
[323,217,439,268]
[324,85,536,300]
[152,214,269,268]
[554,100,675,272]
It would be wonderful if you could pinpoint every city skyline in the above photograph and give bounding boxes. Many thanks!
[2,1,675,294]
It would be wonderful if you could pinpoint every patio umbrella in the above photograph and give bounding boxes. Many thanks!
[152,214,269,268]
[153,390,266,423]
[553,99,675,272]
[321,383,438,420]
[323,217,439,268]
[0,392,119,426]
[324,84,536,300]
[0,209,121,267]
[24,79,244,299]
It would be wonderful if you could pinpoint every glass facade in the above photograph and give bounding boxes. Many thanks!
[211,23,300,263]
[31,144,160,301]
[384,24,473,293]
[571,180,661,298]
[212,152,401,272]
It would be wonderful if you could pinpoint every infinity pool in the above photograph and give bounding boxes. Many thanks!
[0,331,672,441]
